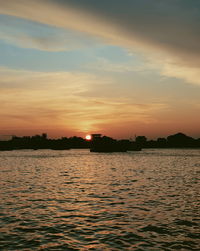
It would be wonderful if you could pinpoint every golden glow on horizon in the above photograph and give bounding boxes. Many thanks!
[0,67,199,138]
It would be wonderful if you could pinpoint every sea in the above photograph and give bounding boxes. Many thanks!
[0,149,199,250]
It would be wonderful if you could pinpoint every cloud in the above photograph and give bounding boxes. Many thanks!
[0,14,100,51]
[0,0,200,85]
[161,61,200,86]
[0,67,168,135]
[85,57,144,73]
[0,28,97,51]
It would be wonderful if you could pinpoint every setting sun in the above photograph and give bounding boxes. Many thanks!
[85,134,92,140]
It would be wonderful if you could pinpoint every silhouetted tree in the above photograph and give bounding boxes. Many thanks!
[136,136,147,147]
[157,138,167,148]
[167,133,195,147]
[0,132,199,151]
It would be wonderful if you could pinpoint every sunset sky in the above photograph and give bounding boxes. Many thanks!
[0,0,200,139]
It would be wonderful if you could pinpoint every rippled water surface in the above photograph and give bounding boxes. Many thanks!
[0,149,199,250]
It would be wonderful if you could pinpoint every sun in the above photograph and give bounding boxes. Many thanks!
[85,134,92,140]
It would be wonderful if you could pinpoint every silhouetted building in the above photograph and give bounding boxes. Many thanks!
[91,134,102,139]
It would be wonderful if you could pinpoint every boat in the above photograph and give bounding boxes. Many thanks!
[90,140,128,153]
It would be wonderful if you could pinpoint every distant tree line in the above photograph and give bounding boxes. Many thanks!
[135,133,200,148]
[0,132,199,151]
[0,134,90,151]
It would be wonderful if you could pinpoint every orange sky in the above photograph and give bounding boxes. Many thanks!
[0,0,199,139]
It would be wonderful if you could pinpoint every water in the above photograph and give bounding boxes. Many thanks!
[0,149,199,250]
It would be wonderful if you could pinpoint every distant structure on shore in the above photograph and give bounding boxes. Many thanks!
[0,135,16,141]
[0,132,199,151]
[91,134,102,140]
[90,134,141,152]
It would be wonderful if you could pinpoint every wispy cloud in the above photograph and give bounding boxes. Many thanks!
[0,0,200,85]
[85,57,142,73]
[161,62,200,86]
[0,67,168,136]
[0,14,100,51]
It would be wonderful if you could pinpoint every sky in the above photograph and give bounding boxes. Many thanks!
[0,0,200,139]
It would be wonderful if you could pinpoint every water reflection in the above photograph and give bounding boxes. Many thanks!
[0,149,199,250]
